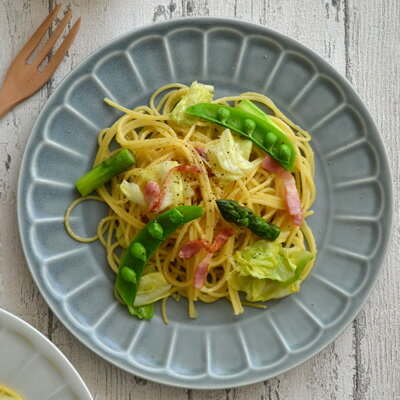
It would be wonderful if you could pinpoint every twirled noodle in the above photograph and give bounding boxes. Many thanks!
[65,83,316,321]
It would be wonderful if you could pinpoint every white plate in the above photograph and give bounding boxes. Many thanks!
[0,309,92,400]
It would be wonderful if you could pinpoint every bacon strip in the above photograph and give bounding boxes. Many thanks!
[209,228,235,252]
[143,181,162,215]
[179,229,235,289]
[262,155,303,226]
[178,239,211,259]
[261,154,282,173]
[193,253,213,290]
[179,228,234,260]
[292,214,303,226]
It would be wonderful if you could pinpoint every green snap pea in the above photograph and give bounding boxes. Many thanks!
[278,144,292,163]
[244,118,256,134]
[130,242,146,262]
[115,206,204,308]
[120,267,137,284]
[148,222,164,240]
[168,208,184,223]
[186,102,296,171]
[264,132,278,148]
[217,107,230,122]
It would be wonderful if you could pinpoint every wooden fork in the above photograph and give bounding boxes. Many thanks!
[0,4,81,118]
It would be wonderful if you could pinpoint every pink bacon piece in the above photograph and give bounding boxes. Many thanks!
[261,155,303,226]
[209,228,235,252]
[179,228,234,289]
[143,180,162,215]
[179,239,212,259]
[193,253,213,290]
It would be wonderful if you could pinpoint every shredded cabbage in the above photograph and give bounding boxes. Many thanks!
[170,81,214,126]
[134,272,172,306]
[120,180,146,207]
[207,129,255,181]
[228,240,313,301]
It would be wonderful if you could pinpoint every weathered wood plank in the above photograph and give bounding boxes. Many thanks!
[0,0,51,330]
[346,1,400,399]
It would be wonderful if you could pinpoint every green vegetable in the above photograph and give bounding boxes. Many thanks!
[131,242,146,262]
[75,149,136,197]
[148,222,164,240]
[186,103,296,171]
[264,132,278,148]
[168,208,184,223]
[115,205,204,310]
[120,180,146,207]
[134,271,172,306]
[206,129,255,181]
[237,100,295,165]
[228,240,314,301]
[216,199,280,241]
[120,266,137,283]
[127,304,154,319]
[170,81,214,126]
[235,98,269,120]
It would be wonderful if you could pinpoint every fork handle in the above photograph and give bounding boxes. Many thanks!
[0,84,20,118]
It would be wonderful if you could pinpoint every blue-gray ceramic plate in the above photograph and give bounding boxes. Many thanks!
[17,18,393,389]
[0,309,92,400]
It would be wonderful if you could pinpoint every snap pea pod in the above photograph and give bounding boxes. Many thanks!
[186,103,296,171]
[115,206,204,307]
[216,199,280,241]
[235,99,270,120]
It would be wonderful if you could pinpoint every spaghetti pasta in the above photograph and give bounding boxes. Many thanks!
[0,385,23,400]
[65,83,316,321]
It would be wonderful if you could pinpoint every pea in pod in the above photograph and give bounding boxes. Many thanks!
[186,102,296,171]
[115,206,204,307]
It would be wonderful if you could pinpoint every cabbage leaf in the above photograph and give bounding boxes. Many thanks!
[120,180,146,207]
[171,81,214,126]
[134,271,172,306]
[207,129,255,181]
[228,240,313,302]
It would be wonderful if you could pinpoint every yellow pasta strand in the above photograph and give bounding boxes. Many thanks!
[0,385,23,400]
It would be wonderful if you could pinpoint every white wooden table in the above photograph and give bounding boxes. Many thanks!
[0,1,398,399]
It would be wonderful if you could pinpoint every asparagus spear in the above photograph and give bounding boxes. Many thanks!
[216,199,280,241]
[75,148,136,196]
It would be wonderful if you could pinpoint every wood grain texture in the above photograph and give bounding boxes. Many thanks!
[345,1,400,399]
[0,0,398,399]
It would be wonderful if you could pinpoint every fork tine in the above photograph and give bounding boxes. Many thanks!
[44,17,81,76]
[17,4,62,61]
[32,9,73,67]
